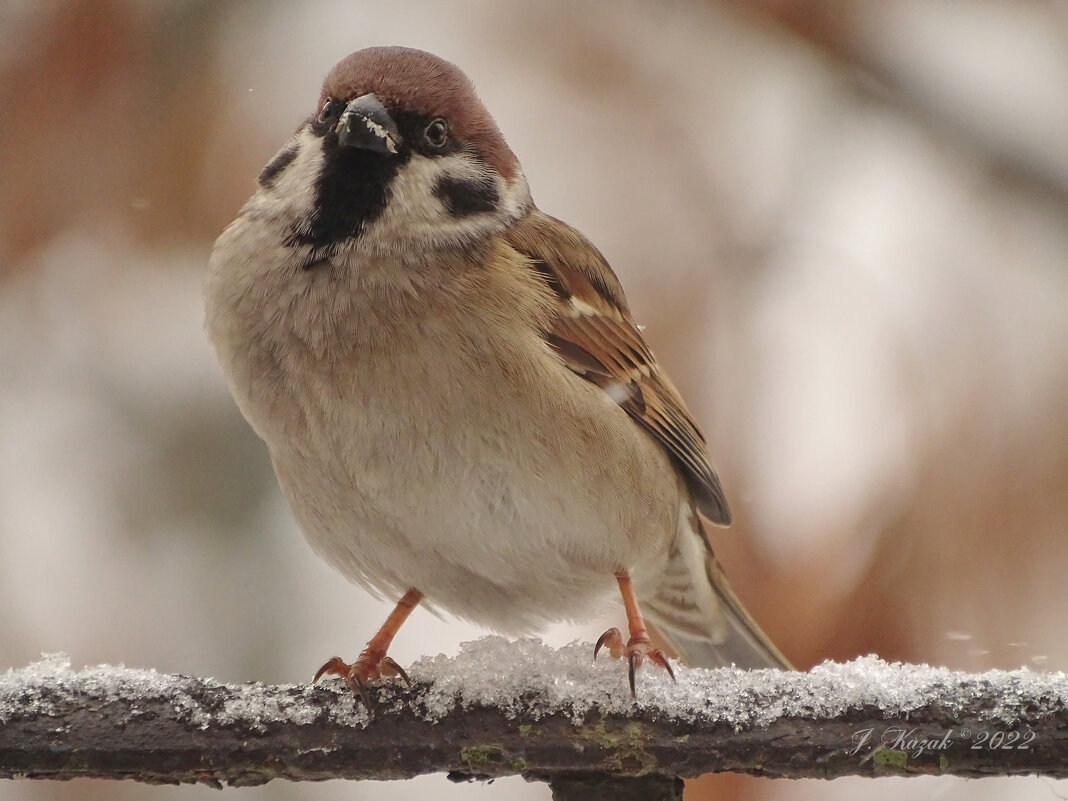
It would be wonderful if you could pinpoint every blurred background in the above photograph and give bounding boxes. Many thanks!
[2,1,1066,799]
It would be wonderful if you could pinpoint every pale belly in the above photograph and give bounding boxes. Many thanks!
[265,338,682,633]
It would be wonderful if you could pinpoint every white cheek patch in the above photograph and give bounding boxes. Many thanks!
[247,126,532,257]
[358,152,532,255]
[271,129,326,208]
[375,155,451,236]
[246,126,325,225]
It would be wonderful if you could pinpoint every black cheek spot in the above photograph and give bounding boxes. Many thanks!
[434,176,500,217]
[258,142,299,188]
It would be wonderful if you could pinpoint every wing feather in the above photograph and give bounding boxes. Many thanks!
[505,210,731,525]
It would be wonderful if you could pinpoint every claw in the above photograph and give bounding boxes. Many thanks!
[312,651,412,719]
[594,627,624,660]
[598,628,676,698]
[344,672,376,716]
[649,649,676,682]
[310,590,422,716]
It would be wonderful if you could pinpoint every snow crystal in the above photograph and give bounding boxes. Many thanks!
[0,652,369,731]
[2,639,1065,732]
[386,638,1067,728]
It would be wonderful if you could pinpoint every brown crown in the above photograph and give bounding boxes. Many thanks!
[320,46,518,180]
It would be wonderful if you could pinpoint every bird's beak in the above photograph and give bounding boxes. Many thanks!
[335,93,402,155]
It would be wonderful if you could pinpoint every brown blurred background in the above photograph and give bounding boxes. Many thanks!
[2,1,1066,800]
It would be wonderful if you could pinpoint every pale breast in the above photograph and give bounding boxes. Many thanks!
[276,316,682,631]
[208,233,682,631]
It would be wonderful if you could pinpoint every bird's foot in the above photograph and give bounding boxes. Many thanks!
[314,650,411,714]
[594,626,676,697]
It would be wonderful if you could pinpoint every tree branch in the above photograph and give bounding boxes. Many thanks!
[1,640,1065,793]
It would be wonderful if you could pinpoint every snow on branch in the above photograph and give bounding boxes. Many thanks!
[1,637,1066,793]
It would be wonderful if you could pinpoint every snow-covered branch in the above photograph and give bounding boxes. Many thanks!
[1,638,1066,795]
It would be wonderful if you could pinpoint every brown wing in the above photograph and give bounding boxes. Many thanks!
[505,210,731,525]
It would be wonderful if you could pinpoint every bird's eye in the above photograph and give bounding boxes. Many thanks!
[423,118,448,148]
[318,99,335,124]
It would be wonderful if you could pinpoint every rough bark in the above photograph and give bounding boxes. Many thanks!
[1,667,1065,792]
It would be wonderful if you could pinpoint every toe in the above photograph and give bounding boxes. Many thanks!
[378,656,412,686]
[622,638,676,697]
[313,656,351,683]
[647,649,676,682]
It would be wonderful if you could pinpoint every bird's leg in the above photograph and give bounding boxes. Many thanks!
[314,588,423,711]
[594,571,675,696]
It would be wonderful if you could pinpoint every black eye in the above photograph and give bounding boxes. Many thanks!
[423,118,448,148]
[318,99,336,124]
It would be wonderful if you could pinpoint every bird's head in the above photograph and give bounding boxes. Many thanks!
[259,46,532,260]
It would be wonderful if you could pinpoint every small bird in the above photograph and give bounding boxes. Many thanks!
[204,46,789,704]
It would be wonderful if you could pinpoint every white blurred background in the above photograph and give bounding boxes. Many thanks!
[2,1,1066,799]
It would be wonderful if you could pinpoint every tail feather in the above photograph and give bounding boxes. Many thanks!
[643,508,791,670]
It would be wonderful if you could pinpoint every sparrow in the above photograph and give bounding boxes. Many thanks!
[204,46,790,705]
